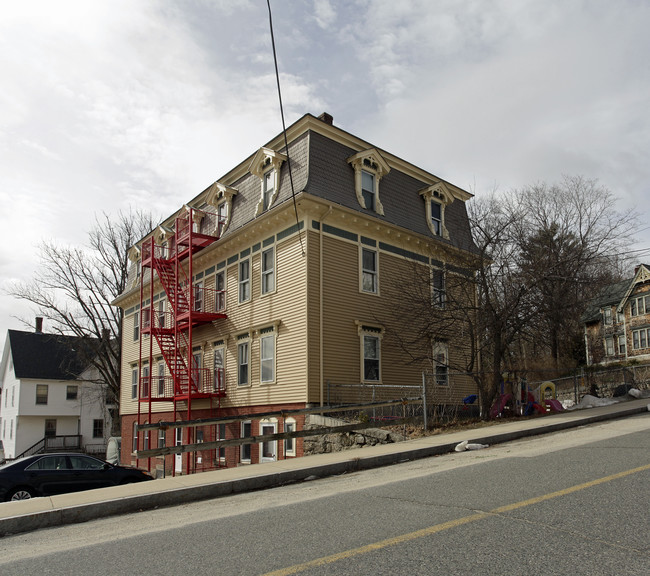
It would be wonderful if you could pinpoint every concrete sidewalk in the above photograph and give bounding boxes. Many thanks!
[1,398,648,537]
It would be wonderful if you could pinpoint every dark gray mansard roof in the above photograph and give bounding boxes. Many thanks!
[582,277,633,324]
[303,130,478,254]
[7,330,96,380]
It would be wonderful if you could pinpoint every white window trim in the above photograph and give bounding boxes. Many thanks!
[238,259,251,304]
[284,418,296,457]
[259,328,276,385]
[205,182,238,237]
[347,149,390,215]
[249,147,287,216]
[432,267,446,308]
[213,342,226,393]
[419,183,454,239]
[356,322,384,383]
[433,341,449,387]
[261,245,276,296]
[237,336,251,387]
[131,367,138,399]
[360,247,379,295]
[240,420,252,463]
[215,270,227,312]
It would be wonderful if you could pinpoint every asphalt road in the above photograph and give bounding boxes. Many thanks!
[1,415,649,576]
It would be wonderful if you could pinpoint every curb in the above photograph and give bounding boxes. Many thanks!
[1,402,647,537]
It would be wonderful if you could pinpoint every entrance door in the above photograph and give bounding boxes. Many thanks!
[260,422,277,462]
[175,428,182,474]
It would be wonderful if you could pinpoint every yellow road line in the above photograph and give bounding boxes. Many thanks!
[263,463,650,576]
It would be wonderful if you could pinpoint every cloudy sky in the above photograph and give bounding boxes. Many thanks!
[1,0,649,347]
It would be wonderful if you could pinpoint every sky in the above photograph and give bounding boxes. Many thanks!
[1,0,649,348]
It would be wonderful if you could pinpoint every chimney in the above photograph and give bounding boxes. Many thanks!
[35,317,43,333]
[318,112,333,125]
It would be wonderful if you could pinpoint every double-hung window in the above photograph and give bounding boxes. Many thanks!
[362,248,377,293]
[193,281,203,312]
[605,336,614,356]
[239,260,250,303]
[241,421,252,463]
[36,384,48,405]
[363,335,380,381]
[214,344,225,393]
[215,271,226,312]
[261,247,275,294]
[618,335,626,355]
[93,420,104,439]
[157,362,165,397]
[361,170,375,211]
[432,269,446,307]
[431,201,442,236]
[133,311,139,341]
[603,307,612,325]
[433,342,449,386]
[238,337,250,386]
[263,170,274,211]
[284,418,296,457]
[260,328,275,384]
[131,368,138,399]
[66,385,78,400]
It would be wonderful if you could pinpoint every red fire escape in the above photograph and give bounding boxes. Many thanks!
[137,206,227,475]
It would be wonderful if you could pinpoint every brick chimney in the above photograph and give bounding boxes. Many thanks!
[318,112,333,125]
[35,317,43,333]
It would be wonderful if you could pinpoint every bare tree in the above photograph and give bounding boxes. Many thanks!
[387,176,639,419]
[7,210,153,421]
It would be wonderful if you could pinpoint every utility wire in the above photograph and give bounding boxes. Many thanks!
[267,0,305,256]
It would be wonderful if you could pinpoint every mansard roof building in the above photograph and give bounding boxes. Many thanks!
[113,112,480,475]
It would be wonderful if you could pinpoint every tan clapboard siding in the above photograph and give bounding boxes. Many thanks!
[306,230,323,403]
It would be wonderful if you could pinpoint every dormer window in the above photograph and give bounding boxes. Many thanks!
[249,147,287,216]
[206,182,238,237]
[420,182,454,239]
[348,149,390,215]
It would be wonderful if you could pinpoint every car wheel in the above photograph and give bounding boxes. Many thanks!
[8,487,35,501]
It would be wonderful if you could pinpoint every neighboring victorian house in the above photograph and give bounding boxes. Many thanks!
[113,112,480,475]
[583,264,650,365]
[0,321,114,460]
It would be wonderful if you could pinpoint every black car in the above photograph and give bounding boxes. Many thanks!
[0,453,153,501]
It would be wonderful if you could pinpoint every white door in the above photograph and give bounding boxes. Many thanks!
[175,428,182,474]
[260,422,277,462]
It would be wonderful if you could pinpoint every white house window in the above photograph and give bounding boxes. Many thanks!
[249,147,286,216]
[433,342,449,386]
[157,299,166,328]
[158,428,165,449]
[157,362,165,397]
[133,311,140,341]
[432,268,446,307]
[239,260,250,303]
[261,246,275,295]
[363,335,380,381]
[618,335,626,356]
[260,328,275,384]
[347,149,390,215]
[215,271,226,312]
[361,248,378,294]
[194,281,203,312]
[213,344,225,393]
[241,421,252,463]
[605,336,614,356]
[263,170,274,211]
[603,307,612,325]
[431,201,442,235]
[361,171,375,211]
[217,423,226,462]
[131,368,138,399]
[44,419,56,438]
[66,385,78,400]
[36,384,48,405]
[132,421,138,452]
[420,183,454,239]
[632,328,649,350]
[93,419,104,439]
[238,337,250,386]
[284,418,296,457]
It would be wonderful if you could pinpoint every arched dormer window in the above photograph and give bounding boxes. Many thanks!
[419,182,454,239]
[206,182,238,237]
[347,149,390,215]
[249,147,287,216]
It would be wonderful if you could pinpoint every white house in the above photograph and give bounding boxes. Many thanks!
[0,325,114,460]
